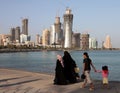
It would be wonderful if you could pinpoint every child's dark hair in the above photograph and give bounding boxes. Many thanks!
[102,66,108,70]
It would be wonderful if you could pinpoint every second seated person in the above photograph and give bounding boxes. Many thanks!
[63,51,79,84]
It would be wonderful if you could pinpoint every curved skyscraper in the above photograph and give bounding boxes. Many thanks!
[63,8,73,48]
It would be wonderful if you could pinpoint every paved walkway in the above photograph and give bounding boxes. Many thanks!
[0,68,120,93]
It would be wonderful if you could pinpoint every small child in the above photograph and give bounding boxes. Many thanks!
[97,65,109,88]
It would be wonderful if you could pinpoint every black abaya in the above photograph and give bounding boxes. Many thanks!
[54,59,67,85]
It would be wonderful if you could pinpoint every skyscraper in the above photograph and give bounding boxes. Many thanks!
[63,8,73,48]
[15,26,20,43]
[36,34,40,45]
[22,18,28,35]
[89,37,98,49]
[10,28,15,43]
[50,25,55,45]
[80,34,89,50]
[72,33,80,48]
[103,35,112,49]
[10,27,20,43]
[54,16,62,45]
[42,29,50,46]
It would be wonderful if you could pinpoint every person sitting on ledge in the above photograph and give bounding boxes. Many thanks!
[54,55,68,85]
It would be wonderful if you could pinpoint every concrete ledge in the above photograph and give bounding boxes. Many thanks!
[0,68,120,93]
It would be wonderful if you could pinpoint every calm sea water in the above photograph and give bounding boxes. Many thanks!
[0,50,120,81]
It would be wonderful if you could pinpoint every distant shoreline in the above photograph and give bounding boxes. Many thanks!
[0,48,120,53]
[0,49,43,53]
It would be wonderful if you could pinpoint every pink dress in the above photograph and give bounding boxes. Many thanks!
[97,70,109,84]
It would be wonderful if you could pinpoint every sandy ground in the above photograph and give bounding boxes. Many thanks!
[0,68,120,93]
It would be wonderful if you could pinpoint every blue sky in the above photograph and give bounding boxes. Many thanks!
[0,0,120,48]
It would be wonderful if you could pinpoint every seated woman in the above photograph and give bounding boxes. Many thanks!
[54,55,67,85]
[63,51,79,83]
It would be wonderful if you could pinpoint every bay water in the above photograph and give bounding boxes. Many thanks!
[0,50,120,81]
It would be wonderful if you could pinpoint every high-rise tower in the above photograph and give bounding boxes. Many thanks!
[22,18,28,35]
[80,34,89,50]
[50,25,55,45]
[54,16,62,44]
[10,28,15,42]
[15,26,20,43]
[63,8,73,48]
[42,29,50,46]
[89,37,98,49]
[103,35,112,49]
[72,33,80,48]
[36,34,40,45]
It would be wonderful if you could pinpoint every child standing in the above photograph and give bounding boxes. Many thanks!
[97,66,109,88]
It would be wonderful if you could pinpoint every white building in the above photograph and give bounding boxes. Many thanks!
[50,25,55,45]
[20,34,30,44]
[63,8,73,48]
[89,37,98,49]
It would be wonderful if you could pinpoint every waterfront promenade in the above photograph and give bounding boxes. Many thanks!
[0,68,120,93]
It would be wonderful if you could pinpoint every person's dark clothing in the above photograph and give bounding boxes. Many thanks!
[63,51,77,83]
[83,58,92,71]
[54,59,67,85]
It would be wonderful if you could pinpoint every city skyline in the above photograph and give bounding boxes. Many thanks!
[0,0,120,48]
